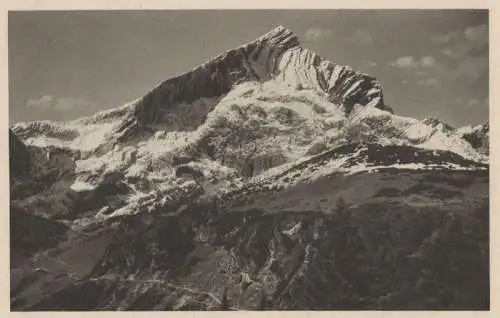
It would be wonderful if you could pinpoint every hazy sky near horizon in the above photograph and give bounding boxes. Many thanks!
[9,10,488,127]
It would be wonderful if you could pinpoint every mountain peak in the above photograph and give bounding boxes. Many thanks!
[260,25,295,38]
[272,24,291,32]
[251,25,300,50]
[93,23,394,143]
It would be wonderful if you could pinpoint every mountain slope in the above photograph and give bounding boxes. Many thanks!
[9,25,489,310]
[11,166,489,310]
[456,122,489,155]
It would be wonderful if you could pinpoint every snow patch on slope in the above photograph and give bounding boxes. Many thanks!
[347,106,486,163]
[10,26,488,225]
[12,102,136,152]
[70,180,96,192]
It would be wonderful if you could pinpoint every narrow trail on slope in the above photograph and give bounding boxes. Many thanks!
[88,276,223,305]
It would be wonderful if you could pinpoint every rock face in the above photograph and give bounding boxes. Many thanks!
[457,122,489,155]
[9,130,31,179]
[10,26,489,310]
[114,26,391,143]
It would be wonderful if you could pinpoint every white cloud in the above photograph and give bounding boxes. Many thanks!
[452,56,488,81]
[464,24,488,50]
[432,24,488,83]
[467,98,480,107]
[418,78,439,87]
[432,30,461,44]
[349,29,373,45]
[450,97,488,109]
[435,23,488,60]
[390,55,441,88]
[389,56,436,69]
[26,95,54,110]
[421,56,436,68]
[304,27,333,42]
[441,47,461,59]
[432,34,452,44]
[26,95,97,112]
[390,56,419,69]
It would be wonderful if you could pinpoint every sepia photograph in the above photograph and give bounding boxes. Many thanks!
[8,9,489,311]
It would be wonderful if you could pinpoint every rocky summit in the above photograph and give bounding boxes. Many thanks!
[10,26,489,310]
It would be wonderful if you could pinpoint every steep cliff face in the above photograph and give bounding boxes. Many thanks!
[457,122,489,155]
[113,26,391,143]
[9,130,31,179]
[11,26,486,166]
[9,25,489,232]
[9,25,489,311]
[9,133,71,267]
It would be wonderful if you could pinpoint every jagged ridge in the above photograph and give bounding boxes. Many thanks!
[113,26,392,142]
[9,25,490,311]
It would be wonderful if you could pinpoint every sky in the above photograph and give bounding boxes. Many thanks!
[8,10,489,128]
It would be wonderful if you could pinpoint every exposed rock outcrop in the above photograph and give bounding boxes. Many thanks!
[113,26,391,143]
[9,25,489,311]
